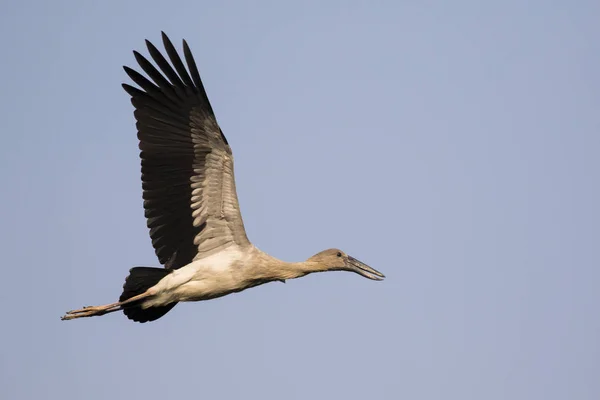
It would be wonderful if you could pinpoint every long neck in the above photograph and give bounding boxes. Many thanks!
[249,250,327,282]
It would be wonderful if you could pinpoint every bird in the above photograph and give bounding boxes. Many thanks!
[61,32,385,323]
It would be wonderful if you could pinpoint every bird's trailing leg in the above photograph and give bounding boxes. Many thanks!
[61,303,121,320]
[61,290,154,321]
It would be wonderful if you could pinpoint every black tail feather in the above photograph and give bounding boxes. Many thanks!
[120,267,177,323]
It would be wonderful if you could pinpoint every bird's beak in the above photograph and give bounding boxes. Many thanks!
[347,256,385,281]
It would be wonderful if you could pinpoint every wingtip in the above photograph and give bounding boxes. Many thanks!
[122,83,141,97]
[161,31,175,49]
[182,39,191,55]
[145,38,158,53]
[133,50,151,67]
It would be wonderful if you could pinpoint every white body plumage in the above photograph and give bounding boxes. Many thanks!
[146,245,253,307]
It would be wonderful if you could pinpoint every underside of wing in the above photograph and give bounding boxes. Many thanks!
[122,32,250,269]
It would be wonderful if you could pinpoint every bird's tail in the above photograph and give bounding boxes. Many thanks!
[120,267,177,323]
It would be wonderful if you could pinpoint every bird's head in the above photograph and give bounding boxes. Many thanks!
[307,249,385,281]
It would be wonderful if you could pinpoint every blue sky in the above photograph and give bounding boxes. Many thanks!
[1,1,599,399]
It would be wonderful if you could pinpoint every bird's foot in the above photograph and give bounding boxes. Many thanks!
[61,309,101,320]
[61,303,120,321]
[65,305,106,314]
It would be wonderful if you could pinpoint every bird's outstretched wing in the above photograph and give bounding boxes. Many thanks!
[123,32,250,269]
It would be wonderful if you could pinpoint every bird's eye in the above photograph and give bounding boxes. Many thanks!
[337,252,342,257]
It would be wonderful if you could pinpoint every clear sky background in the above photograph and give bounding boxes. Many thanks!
[1,1,598,399]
